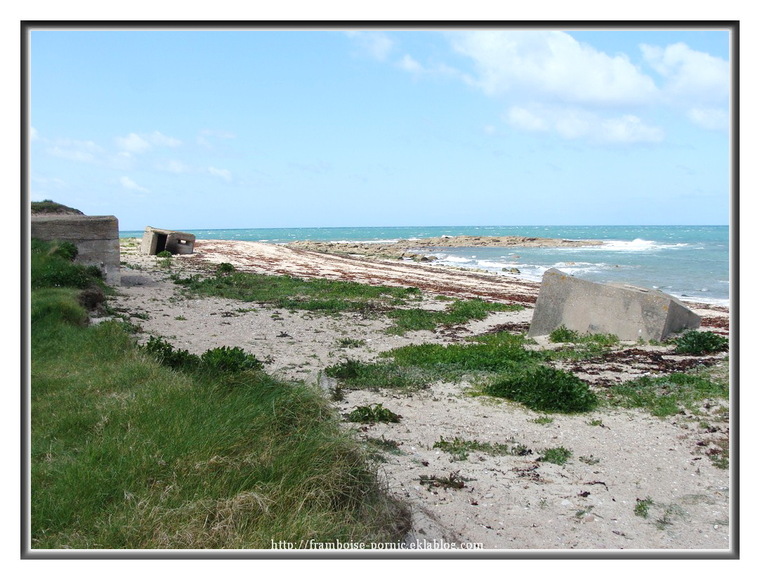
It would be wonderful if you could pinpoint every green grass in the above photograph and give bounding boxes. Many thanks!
[31,238,105,291]
[173,270,421,314]
[31,265,410,549]
[173,271,521,335]
[323,334,601,417]
[383,333,539,371]
[386,299,523,334]
[324,333,544,393]
[608,372,728,417]
[539,447,573,465]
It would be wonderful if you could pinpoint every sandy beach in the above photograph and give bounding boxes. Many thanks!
[111,238,731,552]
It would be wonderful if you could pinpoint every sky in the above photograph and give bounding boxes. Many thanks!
[27,24,733,231]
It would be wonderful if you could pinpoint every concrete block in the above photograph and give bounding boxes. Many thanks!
[141,226,196,255]
[527,268,701,342]
[31,215,120,285]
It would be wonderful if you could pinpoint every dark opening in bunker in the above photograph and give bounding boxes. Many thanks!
[155,233,168,253]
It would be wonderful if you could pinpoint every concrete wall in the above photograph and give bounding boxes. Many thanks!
[31,215,120,285]
[527,268,701,342]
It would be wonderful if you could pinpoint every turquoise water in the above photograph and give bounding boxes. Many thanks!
[121,225,731,305]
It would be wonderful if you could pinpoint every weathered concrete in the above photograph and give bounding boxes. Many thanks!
[31,215,120,285]
[527,268,701,342]
[140,226,196,255]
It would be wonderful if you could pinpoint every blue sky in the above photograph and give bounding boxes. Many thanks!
[27,25,733,231]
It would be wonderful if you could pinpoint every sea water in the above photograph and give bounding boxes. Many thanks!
[121,225,731,306]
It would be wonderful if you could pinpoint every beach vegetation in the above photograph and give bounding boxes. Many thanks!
[172,270,421,314]
[531,415,554,425]
[539,446,572,465]
[346,403,402,424]
[31,199,83,215]
[634,497,655,518]
[484,366,598,413]
[215,262,236,275]
[673,330,729,355]
[31,261,410,548]
[336,337,366,348]
[324,359,435,392]
[418,472,471,491]
[433,437,532,462]
[386,299,523,334]
[31,238,104,291]
[607,372,728,417]
[545,326,619,360]
[365,436,403,455]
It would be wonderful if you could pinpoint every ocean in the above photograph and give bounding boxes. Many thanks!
[121,225,731,306]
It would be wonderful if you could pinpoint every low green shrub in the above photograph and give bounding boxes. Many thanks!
[484,365,598,413]
[539,446,572,465]
[215,262,236,275]
[142,337,264,375]
[674,330,729,355]
[385,335,537,371]
[142,336,200,371]
[347,403,401,423]
[200,345,264,373]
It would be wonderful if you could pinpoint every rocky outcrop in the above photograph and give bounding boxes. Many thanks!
[286,236,602,261]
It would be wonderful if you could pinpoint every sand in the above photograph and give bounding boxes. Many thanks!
[110,239,732,553]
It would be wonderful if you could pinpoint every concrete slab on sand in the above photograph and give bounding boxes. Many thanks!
[527,268,701,342]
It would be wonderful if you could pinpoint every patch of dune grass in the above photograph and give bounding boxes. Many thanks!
[386,299,523,334]
[30,270,409,549]
[173,270,421,313]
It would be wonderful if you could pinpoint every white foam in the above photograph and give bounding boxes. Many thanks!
[599,239,690,252]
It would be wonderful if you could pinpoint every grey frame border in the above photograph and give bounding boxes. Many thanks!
[20,19,740,560]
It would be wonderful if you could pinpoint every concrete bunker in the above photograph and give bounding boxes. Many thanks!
[527,268,701,342]
[140,226,196,255]
[31,214,121,285]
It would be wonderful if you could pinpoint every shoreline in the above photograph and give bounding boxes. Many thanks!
[191,238,728,310]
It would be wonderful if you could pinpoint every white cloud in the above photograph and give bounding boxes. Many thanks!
[30,127,39,141]
[599,114,665,144]
[197,129,236,149]
[640,42,729,103]
[47,139,103,162]
[148,131,182,148]
[507,107,549,132]
[398,54,423,74]
[119,176,149,193]
[208,167,232,181]
[116,133,151,154]
[157,159,192,174]
[687,107,729,131]
[346,31,394,61]
[505,105,664,144]
[449,31,659,106]
[116,131,182,154]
